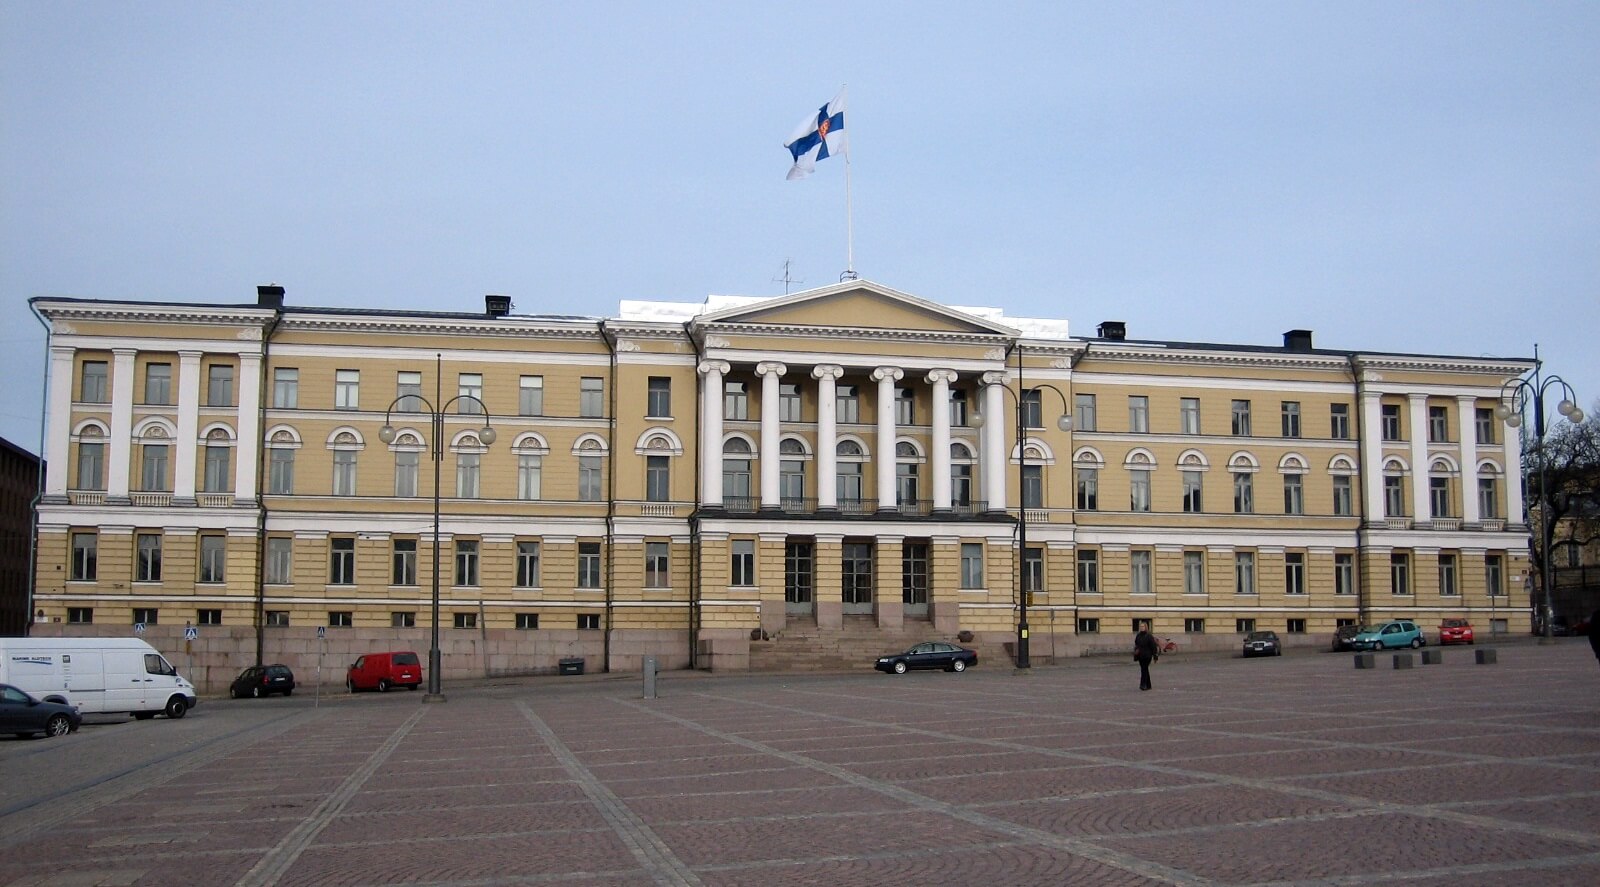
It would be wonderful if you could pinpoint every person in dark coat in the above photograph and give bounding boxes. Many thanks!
[1588,608,1600,668]
[1134,621,1159,690]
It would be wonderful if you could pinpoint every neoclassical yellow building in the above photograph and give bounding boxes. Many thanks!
[29,281,1535,687]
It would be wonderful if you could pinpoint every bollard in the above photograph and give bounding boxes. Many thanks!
[1354,653,1375,669]
[1421,649,1442,665]
[1475,648,1498,665]
[1393,652,1414,669]
[643,656,658,699]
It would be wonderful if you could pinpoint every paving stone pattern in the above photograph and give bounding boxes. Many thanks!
[2,643,1599,886]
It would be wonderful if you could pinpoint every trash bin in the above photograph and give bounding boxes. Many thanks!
[558,657,585,676]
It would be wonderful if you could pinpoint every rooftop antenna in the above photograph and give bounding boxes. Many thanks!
[773,258,804,295]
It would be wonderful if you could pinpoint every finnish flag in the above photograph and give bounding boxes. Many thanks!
[784,88,847,180]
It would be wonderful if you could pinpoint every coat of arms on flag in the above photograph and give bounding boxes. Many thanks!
[784,88,847,180]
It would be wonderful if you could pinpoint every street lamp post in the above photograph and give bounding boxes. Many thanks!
[378,354,497,701]
[1495,347,1583,643]
[972,345,1071,670]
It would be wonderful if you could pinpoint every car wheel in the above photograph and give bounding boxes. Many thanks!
[377,679,391,692]
[164,697,188,719]
[952,659,967,672]
[252,686,264,699]
[346,679,356,693]
[407,684,418,691]
[45,714,72,737]
[1410,638,1423,649]
[892,661,908,675]
[230,686,240,699]
[283,689,292,697]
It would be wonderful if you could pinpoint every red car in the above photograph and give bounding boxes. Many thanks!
[1439,618,1475,645]
[346,651,422,692]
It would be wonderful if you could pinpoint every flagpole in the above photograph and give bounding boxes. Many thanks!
[842,84,856,281]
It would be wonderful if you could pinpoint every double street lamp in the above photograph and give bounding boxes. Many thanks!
[1495,349,1583,642]
[377,355,497,701]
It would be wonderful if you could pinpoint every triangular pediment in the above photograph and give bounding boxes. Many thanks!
[693,280,1018,337]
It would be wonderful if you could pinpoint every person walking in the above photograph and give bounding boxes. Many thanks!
[1134,621,1159,690]
[1588,607,1600,669]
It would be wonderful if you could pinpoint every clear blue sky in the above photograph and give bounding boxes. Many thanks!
[3,1,1597,454]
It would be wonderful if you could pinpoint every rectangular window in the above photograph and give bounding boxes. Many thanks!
[1022,546,1044,593]
[1184,551,1205,594]
[1475,407,1495,445]
[780,383,802,421]
[1233,472,1254,513]
[580,377,604,418]
[785,541,814,604]
[268,447,294,494]
[578,614,601,630]
[1236,618,1256,634]
[206,364,233,407]
[646,377,672,417]
[1478,477,1498,520]
[77,442,105,491]
[515,541,540,587]
[1021,389,1043,429]
[960,543,984,589]
[1074,394,1097,432]
[1179,397,1200,434]
[1130,470,1151,512]
[80,360,108,403]
[1428,405,1449,442]
[1283,474,1304,515]
[516,613,539,630]
[134,608,160,626]
[1384,475,1405,517]
[393,539,417,586]
[1231,400,1252,436]
[67,607,93,624]
[1438,553,1458,596]
[1285,552,1306,594]
[266,537,292,584]
[197,609,222,626]
[1235,551,1256,595]
[895,387,914,426]
[1333,475,1353,516]
[645,541,670,588]
[329,611,353,628]
[456,452,481,498]
[70,532,97,581]
[949,388,968,427]
[335,369,360,410]
[1391,551,1411,595]
[1334,552,1356,595]
[144,362,172,404]
[1129,550,1152,594]
[1177,617,1203,634]
[203,445,230,493]
[273,368,299,408]
[1430,476,1451,518]
[1485,554,1504,596]
[639,454,669,502]
[455,540,479,586]
[897,460,919,506]
[1286,618,1306,634]
[329,537,355,585]
[136,533,162,582]
[266,611,290,627]
[453,612,477,629]
[579,456,603,501]
[1021,464,1043,509]
[1128,395,1149,433]
[457,374,484,414]
[1076,548,1099,593]
[724,381,749,420]
[1281,401,1301,438]
[333,450,357,497]
[578,541,602,588]
[519,375,544,416]
[1182,471,1203,512]
[836,385,859,423]
[731,539,755,587]
[391,611,415,628]
[1381,404,1402,441]
[518,454,542,500]
[199,535,226,583]
[141,444,169,491]
[1076,467,1098,510]
[1077,617,1100,634]
[394,450,418,497]
[396,372,422,411]
[1330,403,1350,439]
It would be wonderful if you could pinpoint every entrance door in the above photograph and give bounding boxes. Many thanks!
[902,542,929,617]
[785,541,814,616]
[842,541,874,614]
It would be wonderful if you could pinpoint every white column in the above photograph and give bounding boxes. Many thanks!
[235,352,263,503]
[1360,390,1384,522]
[698,360,729,507]
[756,361,786,509]
[1456,396,1479,524]
[44,346,75,498]
[926,369,957,511]
[174,351,202,502]
[1408,393,1430,523]
[872,366,903,510]
[1502,417,1525,527]
[982,371,1008,511]
[108,348,137,499]
[813,365,843,510]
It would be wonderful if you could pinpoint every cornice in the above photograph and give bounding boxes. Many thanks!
[34,302,276,328]
[1352,354,1533,377]
[1083,344,1353,372]
[696,320,1010,347]
[276,314,603,340]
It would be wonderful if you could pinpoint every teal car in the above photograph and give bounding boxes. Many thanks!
[1349,620,1425,651]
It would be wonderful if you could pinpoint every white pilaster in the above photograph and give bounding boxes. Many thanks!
[698,360,729,506]
[756,361,786,509]
[982,371,1008,511]
[927,369,957,511]
[1361,390,1384,521]
[235,352,263,502]
[813,365,843,510]
[1408,393,1430,522]
[44,346,75,497]
[174,351,202,501]
[872,366,903,510]
[1456,396,1479,524]
[108,349,136,498]
[1502,418,1525,526]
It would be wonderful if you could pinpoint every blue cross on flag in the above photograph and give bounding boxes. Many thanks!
[784,88,847,180]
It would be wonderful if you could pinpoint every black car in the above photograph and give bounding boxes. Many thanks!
[875,642,978,674]
[0,683,82,739]
[229,664,296,698]
[1331,624,1362,652]
[1242,630,1282,657]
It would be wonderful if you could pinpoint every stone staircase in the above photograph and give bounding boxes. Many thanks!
[748,615,967,672]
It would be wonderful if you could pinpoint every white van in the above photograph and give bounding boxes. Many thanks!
[0,637,198,719]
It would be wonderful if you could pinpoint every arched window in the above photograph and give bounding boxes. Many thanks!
[896,441,921,506]
[951,442,977,507]
[837,440,867,505]
[779,438,808,506]
[723,438,754,501]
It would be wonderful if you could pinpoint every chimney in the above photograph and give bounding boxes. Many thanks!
[1283,329,1313,352]
[485,294,512,317]
[1097,321,1126,341]
[256,284,285,309]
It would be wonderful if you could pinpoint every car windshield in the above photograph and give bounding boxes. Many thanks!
[1443,619,1466,627]
[1245,632,1273,640]
[393,653,420,665]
